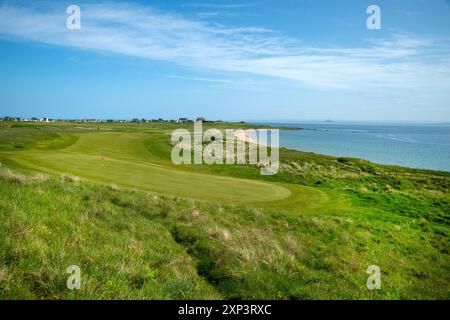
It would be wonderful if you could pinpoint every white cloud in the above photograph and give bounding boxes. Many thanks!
[196,11,251,18]
[0,0,449,95]
[183,2,258,9]
[167,75,239,84]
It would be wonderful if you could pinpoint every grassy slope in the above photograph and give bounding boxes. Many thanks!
[0,122,449,299]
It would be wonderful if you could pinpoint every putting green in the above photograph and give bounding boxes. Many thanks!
[10,132,292,203]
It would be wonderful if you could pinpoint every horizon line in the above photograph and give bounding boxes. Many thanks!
[2,115,449,125]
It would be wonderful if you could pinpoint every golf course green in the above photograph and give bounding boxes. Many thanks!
[8,131,293,203]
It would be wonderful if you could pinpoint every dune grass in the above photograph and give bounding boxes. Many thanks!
[0,168,448,299]
[0,171,220,299]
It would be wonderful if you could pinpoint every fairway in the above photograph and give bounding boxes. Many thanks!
[8,131,292,203]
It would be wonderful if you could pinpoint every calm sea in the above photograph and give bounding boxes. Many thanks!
[255,122,450,172]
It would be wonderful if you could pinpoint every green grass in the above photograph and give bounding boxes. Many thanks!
[0,124,78,151]
[0,122,449,299]
[7,131,291,203]
[0,172,220,299]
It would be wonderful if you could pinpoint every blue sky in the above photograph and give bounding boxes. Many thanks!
[0,0,450,121]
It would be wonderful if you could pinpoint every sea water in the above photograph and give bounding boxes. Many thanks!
[255,122,450,172]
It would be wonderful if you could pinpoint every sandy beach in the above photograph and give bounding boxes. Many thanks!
[232,129,266,146]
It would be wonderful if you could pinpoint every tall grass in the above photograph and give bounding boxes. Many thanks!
[0,168,448,299]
